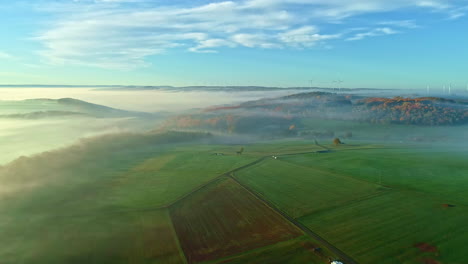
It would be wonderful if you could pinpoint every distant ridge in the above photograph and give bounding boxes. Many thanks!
[0,98,152,118]
[0,84,393,91]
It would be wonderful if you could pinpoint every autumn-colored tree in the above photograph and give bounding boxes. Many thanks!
[333,138,342,146]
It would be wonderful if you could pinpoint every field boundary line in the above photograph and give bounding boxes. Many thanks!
[167,210,189,264]
[163,156,268,208]
[228,171,358,264]
[298,191,392,220]
[277,158,391,188]
[49,146,382,219]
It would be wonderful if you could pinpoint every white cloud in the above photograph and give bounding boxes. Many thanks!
[278,26,340,47]
[346,27,399,41]
[231,34,280,48]
[189,39,236,53]
[34,0,467,69]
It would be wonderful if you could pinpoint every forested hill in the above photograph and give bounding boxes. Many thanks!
[163,92,468,135]
[355,96,468,125]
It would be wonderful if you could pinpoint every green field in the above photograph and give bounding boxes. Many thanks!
[0,209,185,264]
[90,151,257,210]
[0,133,257,216]
[1,132,467,264]
[280,148,468,204]
[299,118,468,144]
[170,177,304,263]
[235,158,382,218]
[207,236,335,264]
[299,191,468,264]
[0,134,339,264]
[234,146,468,263]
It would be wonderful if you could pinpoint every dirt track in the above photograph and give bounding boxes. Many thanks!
[227,159,358,264]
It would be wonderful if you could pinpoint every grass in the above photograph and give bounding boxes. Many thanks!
[186,140,324,158]
[0,209,185,264]
[234,146,468,263]
[170,177,303,264]
[234,158,381,218]
[299,117,468,144]
[1,135,466,264]
[0,133,257,216]
[92,151,257,210]
[280,148,468,205]
[205,236,335,264]
[1,132,259,263]
[298,191,468,264]
[2,136,322,264]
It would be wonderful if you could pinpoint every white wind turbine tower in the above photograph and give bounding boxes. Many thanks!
[333,78,344,91]
[449,83,452,95]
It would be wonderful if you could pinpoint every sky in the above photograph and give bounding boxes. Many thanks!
[0,0,467,89]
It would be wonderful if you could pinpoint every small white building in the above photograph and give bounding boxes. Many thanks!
[331,261,344,264]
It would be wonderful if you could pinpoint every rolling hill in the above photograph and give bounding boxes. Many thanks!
[0,98,151,119]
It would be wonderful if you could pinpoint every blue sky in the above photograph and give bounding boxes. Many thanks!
[0,0,467,89]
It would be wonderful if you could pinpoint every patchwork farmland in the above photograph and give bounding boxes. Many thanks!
[1,134,466,263]
[170,177,303,263]
[234,147,468,264]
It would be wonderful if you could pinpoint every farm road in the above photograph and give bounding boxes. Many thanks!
[50,147,360,264]
[167,148,359,263]
[227,160,358,264]
[163,148,358,264]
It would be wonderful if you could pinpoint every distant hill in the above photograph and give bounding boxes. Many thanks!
[162,92,468,135]
[0,111,89,119]
[355,96,468,125]
[94,86,317,92]
[0,98,151,119]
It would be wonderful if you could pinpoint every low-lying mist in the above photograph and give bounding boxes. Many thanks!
[0,87,312,165]
[1,86,466,166]
[0,117,156,164]
[0,87,302,112]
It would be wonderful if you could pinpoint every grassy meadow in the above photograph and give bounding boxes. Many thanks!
[170,177,303,263]
[0,129,466,264]
[234,146,468,263]
[234,158,382,218]
[0,209,185,264]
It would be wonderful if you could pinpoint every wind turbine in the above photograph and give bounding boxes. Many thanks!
[333,78,344,91]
